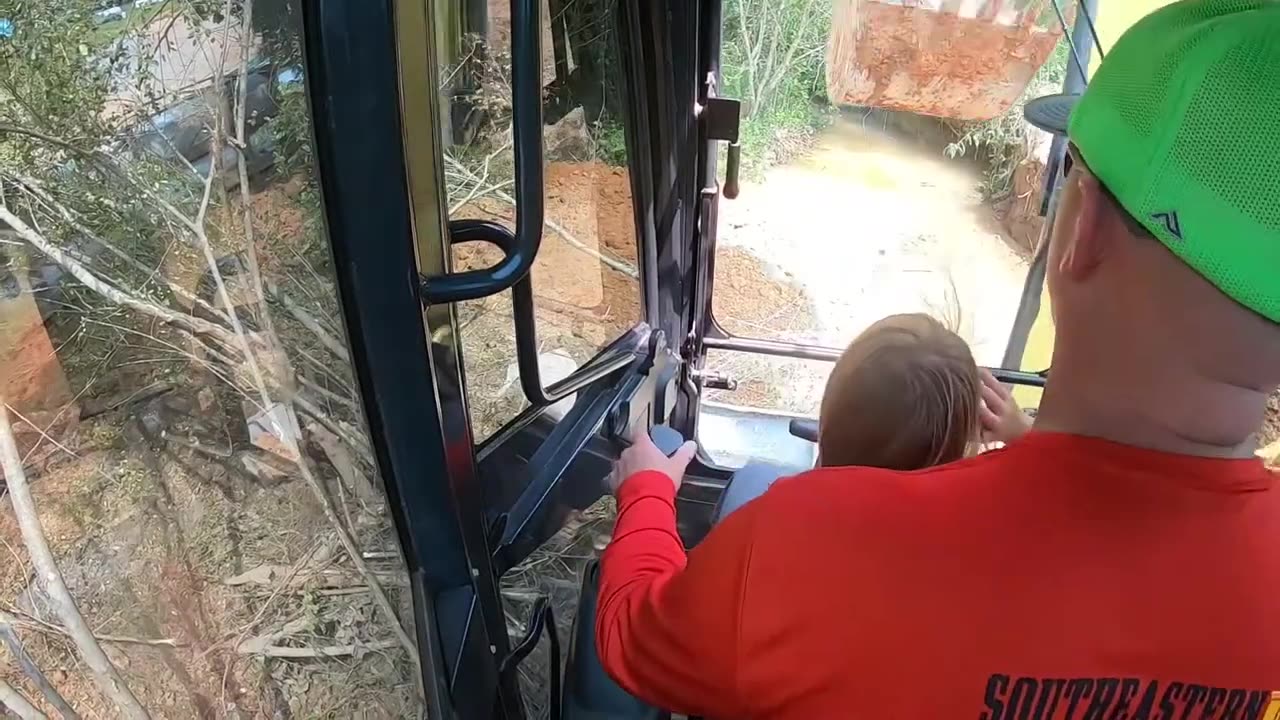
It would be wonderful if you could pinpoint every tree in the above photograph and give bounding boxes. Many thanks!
[0,1,423,715]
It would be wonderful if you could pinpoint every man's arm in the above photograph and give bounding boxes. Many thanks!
[595,469,761,718]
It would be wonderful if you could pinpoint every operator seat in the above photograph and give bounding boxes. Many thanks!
[714,417,816,521]
[562,560,668,720]
[713,461,802,522]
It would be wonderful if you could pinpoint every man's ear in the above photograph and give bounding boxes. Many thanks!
[1055,173,1110,281]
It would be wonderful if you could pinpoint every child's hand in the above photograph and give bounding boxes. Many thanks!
[978,368,1032,444]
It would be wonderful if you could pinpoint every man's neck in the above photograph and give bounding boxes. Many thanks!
[1034,362,1267,460]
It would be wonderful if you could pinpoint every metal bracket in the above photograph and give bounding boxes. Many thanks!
[702,97,740,143]
[692,369,737,391]
[499,595,561,720]
[701,97,742,199]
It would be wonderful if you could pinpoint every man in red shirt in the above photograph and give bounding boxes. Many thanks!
[595,1,1280,718]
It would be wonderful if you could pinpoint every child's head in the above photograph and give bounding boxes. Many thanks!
[818,313,980,471]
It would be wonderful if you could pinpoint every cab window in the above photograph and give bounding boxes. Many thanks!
[439,0,642,441]
[0,3,420,715]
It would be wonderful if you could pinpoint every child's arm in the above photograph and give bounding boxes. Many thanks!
[978,368,1033,444]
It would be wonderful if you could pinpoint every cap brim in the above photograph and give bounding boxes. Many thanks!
[1023,94,1080,136]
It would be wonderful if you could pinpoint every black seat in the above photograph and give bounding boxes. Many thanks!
[562,561,668,720]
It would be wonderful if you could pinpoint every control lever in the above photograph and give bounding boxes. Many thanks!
[788,418,818,443]
[648,425,687,457]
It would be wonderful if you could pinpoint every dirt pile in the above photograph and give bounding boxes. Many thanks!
[0,288,76,454]
[995,152,1049,256]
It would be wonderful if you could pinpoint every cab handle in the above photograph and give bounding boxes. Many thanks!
[446,220,639,408]
[420,0,544,304]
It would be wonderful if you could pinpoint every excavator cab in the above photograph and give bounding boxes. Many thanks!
[0,0,1096,717]
[301,0,1096,715]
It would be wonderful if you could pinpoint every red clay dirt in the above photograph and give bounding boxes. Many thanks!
[995,153,1048,255]
[0,287,77,453]
[454,161,642,334]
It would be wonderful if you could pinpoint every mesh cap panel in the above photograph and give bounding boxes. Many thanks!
[1067,0,1280,322]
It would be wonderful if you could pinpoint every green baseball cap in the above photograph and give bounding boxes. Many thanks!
[1024,0,1280,323]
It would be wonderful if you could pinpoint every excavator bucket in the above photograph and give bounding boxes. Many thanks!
[826,0,1073,121]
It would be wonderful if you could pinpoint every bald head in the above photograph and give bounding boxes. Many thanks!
[1039,160,1280,455]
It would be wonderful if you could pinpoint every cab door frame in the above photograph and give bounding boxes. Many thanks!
[302,0,521,715]
[303,0,705,715]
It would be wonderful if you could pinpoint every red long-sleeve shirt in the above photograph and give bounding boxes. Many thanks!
[596,432,1280,719]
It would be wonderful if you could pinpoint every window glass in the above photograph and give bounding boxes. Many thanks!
[0,3,420,716]
[442,0,642,440]
[705,1,1076,449]
[697,350,828,469]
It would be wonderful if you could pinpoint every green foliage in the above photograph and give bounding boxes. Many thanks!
[269,74,315,180]
[251,0,303,63]
[720,0,832,173]
[591,119,628,168]
[0,0,118,147]
[944,40,1070,199]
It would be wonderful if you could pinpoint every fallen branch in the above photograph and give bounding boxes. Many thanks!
[242,640,399,659]
[235,617,310,655]
[0,208,238,354]
[443,154,639,278]
[223,564,407,590]
[0,403,151,720]
[293,395,371,460]
[4,172,231,325]
[0,677,46,720]
[309,423,379,506]
[264,281,349,362]
[296,376,358,413]
[5,610,182,654]
[0,611,79,720]
[235,616,399,658]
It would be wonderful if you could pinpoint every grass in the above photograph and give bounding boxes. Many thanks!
[88,2,174,49]
[591,120,628,169]
[721,0,833,176]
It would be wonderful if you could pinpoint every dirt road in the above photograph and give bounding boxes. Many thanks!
[707,109,1030,420]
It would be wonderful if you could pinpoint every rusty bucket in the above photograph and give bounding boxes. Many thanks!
[826,0,1072,121]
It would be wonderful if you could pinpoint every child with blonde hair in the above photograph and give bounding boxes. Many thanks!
[818,312,1028,470]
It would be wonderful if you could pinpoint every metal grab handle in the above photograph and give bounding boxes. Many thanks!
[420,0,545,304]
[447,220,637,408]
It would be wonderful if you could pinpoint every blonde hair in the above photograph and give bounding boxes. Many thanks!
[818,313,980,470]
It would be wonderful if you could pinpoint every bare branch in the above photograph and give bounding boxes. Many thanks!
[0,123,203,238]
[231,0,277,344]
[0,403,151,720]
[444,153,638,278]
[4,171,232,323]
[0,677,46,720]
[286,407,417,663]
[0,208,239,351]
[297,375,358,413]
[6,611,179,650]
[0,610,79,720]
[264,281,349,362]
[294,395,372,459]
[240,640,399,658]
[310,422,379,507]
